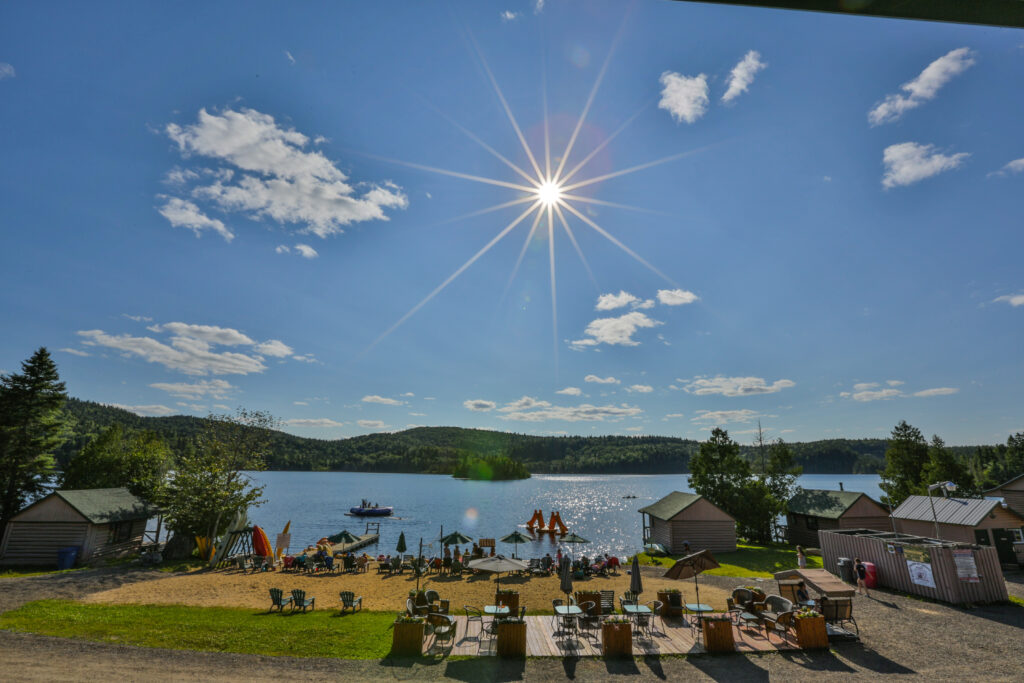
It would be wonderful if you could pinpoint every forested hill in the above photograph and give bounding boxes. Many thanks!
[58,398,974,475]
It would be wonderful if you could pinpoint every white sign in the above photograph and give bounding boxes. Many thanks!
[275,533,291,551]
[952,549,979,583]
[907,560,936,588]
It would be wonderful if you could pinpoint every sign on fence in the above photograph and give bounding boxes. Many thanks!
[952,549,980,583]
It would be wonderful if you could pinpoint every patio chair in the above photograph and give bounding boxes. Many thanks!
[343,555,357,573]
[428,613,457,653]
[600,590,615,615]
[424,589,440,611]
[663,591,684,618]
[391,556,403,574]
[377,560,389,574]
[339,590,362,614]
[764,609,795,643]
[820,597,858,635]
[437,599,450,615]
[551,598,565,630]
[268,588,292,612]
[291,589,315,612]
[282,555,295,571]
[758,595,794,638]
[450,560,463,576]
[633,610,653,640]
[357,556,369,572]
[647,600,664,635]
[578,601,600,641]
[619,594,638,612]
[727,588,756,622]
[407,598,417,617]
[464,606,487,639]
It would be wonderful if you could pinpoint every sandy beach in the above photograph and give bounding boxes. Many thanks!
[84,565,732,612]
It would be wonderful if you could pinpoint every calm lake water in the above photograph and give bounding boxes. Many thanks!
[244,472,884,558]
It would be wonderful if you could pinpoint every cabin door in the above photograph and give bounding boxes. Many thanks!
[973,529,991,546]
[991,528,1017,564]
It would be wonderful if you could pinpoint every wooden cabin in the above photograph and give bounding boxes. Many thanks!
[0,488,155,566]
[891,495,1024,565]
[983,473,1024,517]
[786,489,891,547]
[639,491,736,554]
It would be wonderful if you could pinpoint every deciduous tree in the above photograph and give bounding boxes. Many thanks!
[61,424,171,505]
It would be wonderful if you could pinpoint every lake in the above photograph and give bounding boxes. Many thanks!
[244,472,884,558]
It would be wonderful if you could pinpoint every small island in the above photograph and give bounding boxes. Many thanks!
[452,454,531,480]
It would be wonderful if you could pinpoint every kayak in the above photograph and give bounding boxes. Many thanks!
[349,506,393,516]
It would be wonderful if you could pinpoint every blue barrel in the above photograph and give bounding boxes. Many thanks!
[57,546,79,570]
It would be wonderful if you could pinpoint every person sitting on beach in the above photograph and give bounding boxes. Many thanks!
[471,543,480,557]
[542,553,553,572]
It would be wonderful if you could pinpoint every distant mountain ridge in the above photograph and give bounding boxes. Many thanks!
[57,398,979,475]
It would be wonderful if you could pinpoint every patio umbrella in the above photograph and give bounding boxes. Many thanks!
[664,549,720,645]
[467,554,528,589]
[396,531,407,554]
[328,529,359,546]
[439,531,473,546]
[560,532,590,562]
[559,557,574,601]
[499,530,532,559]
[630,554,644,597]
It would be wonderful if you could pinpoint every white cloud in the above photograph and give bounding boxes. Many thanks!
[994,294,1024,307]
[722,50,766,103]
[291,354,318,363]
[498,396,552,412]
[164,167,199,185]
[293,243,318,259]
[409,412,426,417]
[596,291,639,311]
[868,48,975,126]
[886,380,905,387]
[498,398,643,423]
[500,10,520,21]
[150,379,234,400]
[362,395,404,406]
[59,348,90,357]
[534,0,544,13]
[691,409,767,424]
[556,387,582,396]
[682,376,795,397]
[665,413,685,419]
[254,339,294,357]
[158,197,234,242]
[213,404,231,411]
[912,387,959,397]
[882,142,968,189]
[656,289,699,306]
[625,426,645,432]
[572,312,662,348]
[358,419,390,430]
[286,418,346,428]
[148,322,254,346]
[658,72,709,124]
[178,402,208,412]
[284,50,296,65]
[584,375,620,385]
[106,403,177,417]
[165,108,407,239]
[293,401,308,406]
[275,245,290,254]
[990,158,1024,177]
[79,329,267,376]
[401,392,415,397]
[464,399,497,412]
[626,384,653,393]
[852,382,879,391]
[0,63,15,79]
[851,388,902,402]
[122,314,153,322]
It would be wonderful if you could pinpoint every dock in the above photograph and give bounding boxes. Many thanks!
[334,533,378,553]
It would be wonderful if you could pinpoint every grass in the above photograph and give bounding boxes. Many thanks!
[637,542,824,578]
[0,600,398,659]
[0,566,86,579]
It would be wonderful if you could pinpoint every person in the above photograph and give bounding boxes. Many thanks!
[444,545,452,559]
[854,557,869,596]
[453,546,461,562]
[542,553,553,572]
[471,542,480,557]
[556,548,563,566]
[796,545,807,569]
[796,581,812,606]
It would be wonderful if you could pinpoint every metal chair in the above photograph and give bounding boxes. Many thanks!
[551,599,564,630]
[647,600,664,636]
[464,605,487,639]
[578,601,600,641]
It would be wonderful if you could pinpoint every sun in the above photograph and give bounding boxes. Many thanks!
[536,179,563,207]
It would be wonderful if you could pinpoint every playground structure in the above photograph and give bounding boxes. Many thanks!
[526,510,568,535]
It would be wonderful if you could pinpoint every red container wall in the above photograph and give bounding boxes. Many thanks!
[863,561,878,588]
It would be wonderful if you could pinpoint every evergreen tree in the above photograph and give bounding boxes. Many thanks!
[0,348,68,535]
[922,435,972,494]
[61,424,171,505]
[880,420,929,506]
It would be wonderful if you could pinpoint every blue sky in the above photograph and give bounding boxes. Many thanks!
[2,1,1022,445]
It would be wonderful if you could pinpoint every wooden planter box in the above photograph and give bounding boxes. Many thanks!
[575,591,601,615]
[794,615,828,649]
[391,620,425,656]
[701,619,735,653]
[496,621,527,658]
[602,622,633,657]
[657,591,683,617]
[495,592,519,615]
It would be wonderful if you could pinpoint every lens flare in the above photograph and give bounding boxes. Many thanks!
[536,180,563,206]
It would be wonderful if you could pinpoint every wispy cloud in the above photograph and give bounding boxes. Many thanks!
[839,381,958,401]
[681,375,795,397]
[994,293,1024,307]
[912,387,959,397]
[534,0,545,13]
[157,197,233,242]
[254,339,294,357]
[868,48,974,126]
[0,63,14,80]
[584,375,619,385]
[59,348,90,357]
[495,396,643,423]
[658,72,709,124]
[293,243,318,259]
[122,314,153,323]
[989,158,1024,178]
[692,409,769,424]
[500,10,520,21]
[464,399,496,412]
[722,50,766,103]
[882,142,968,189]
[362,395,404,406]
[106,403,177,417]
[150,379,234,400]
[357,419,390,430]
[625,384,653,393]
[556,387,582,396]
[286,418,346,428]
[284,50,296,65]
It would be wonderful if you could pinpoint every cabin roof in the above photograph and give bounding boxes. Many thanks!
[983,472,1024,494]
[891,495,1017,527]
[787,489,879,519]
[50,488,155,524]
[637,491,737,522]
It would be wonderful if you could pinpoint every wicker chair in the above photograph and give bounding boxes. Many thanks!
[820,596,858,635]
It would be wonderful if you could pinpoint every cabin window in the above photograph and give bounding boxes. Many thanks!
[1012,528,1024,543]
[805,516,819,531]
[108,521,132,543]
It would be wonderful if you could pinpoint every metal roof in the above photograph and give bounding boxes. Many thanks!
[54,488,155,524]
[891,495,1004,527]
[983,472,1024,494]
[638,491,702,521]
[787,489,874,519]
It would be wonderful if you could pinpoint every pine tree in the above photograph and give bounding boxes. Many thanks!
[0,348,68,535]
[879,420,929,507]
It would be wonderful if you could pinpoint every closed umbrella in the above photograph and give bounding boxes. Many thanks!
[663,549,720,645]
[396,531,407,555]
[467,554,528,589]
[499,530,532,559]
[630,554,643,597]
[440,531,473,546]
[559,557,574,601]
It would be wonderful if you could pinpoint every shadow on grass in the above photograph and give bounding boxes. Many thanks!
[689,652,771,681]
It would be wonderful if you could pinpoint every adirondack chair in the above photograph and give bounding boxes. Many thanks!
[391,556,403,574]
[339,590,363,613]
[450,559,463,576]
[343,555,357,573]
[291,589,315,612]
[268,588,292,612]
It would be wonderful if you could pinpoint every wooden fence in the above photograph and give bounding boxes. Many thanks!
[819,529,1008,604]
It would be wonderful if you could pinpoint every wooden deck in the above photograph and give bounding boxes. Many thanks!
[333,534,378,553]
[422,614,799,657]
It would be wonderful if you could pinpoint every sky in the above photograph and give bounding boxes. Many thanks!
[1,1,1022,446]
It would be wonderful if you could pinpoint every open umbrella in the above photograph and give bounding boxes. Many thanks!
[396,531,407,555]
[439,531,473,546]
[467,554,528,589]
[630,554,643,597]
[499,530,532,559]
[328,529,359,546]
[663,549,720,645]
[561,532,590,562]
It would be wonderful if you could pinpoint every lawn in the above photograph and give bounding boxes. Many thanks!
[637,542,823,578]
[0,566,86,579]
[0,600,398,659]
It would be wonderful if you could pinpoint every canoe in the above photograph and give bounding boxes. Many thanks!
[349,506,393,516]
[252,525,273,556]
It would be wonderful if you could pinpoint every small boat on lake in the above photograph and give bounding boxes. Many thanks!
[349,503,393,516]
